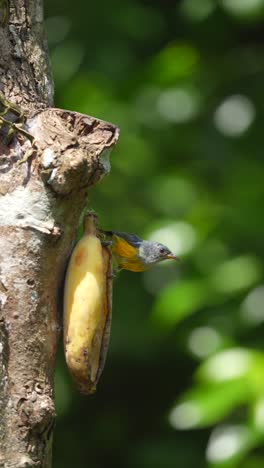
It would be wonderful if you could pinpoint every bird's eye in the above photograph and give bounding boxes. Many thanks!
[159,247,165,254]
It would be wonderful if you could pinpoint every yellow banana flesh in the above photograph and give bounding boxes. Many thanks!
[63,214,112,394]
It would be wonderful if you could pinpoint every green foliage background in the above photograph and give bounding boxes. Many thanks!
[45,0,264,466]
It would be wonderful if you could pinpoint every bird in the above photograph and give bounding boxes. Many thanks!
[99,229,178,272]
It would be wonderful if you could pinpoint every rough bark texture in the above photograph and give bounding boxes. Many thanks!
[0,1,119,466]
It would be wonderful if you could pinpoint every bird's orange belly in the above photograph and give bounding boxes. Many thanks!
[119,259,146,272]
[114,254,146,272]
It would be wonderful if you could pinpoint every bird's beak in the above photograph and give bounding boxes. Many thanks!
[166,253,179,261]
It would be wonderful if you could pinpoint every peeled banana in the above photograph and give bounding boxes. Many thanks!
[63,213,112,394]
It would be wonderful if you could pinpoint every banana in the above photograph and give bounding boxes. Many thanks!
[63,213,112,394]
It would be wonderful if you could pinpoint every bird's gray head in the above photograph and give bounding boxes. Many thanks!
[139,241,178,266]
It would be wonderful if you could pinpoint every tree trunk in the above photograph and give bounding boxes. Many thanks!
[0,1,119,466]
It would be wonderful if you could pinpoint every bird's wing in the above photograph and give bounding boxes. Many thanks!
[113,231,143,246]
[112,236,138,258]
[100,230,142,247]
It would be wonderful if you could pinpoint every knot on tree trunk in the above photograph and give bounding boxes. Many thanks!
[18,392,55,435]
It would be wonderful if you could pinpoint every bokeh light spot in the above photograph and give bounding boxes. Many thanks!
[169,402,201,429]
[221,0,264,17]
[210,256,261,294]
[188,327,222,358]
[200,349,252,382]
[214,95,255,137]
[181,0,216,21]
[240,285,264,325]
[157,87,200,123]
[206,425,250,462]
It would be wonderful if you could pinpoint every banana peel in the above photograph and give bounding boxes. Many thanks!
[63,213,112,394]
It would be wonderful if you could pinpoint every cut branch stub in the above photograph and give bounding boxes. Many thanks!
[28,108,119,194]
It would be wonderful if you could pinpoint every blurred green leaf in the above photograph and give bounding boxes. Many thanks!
[152,279,208,327]
[241,455,264,468]
[206,424,263,468]
[169,380,251,429]
[209,256,262,295]
[147,43,200,85]
[250,398,264,434]
[196,348,264,396]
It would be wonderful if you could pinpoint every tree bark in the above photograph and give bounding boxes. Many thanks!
[0,1,119,466]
